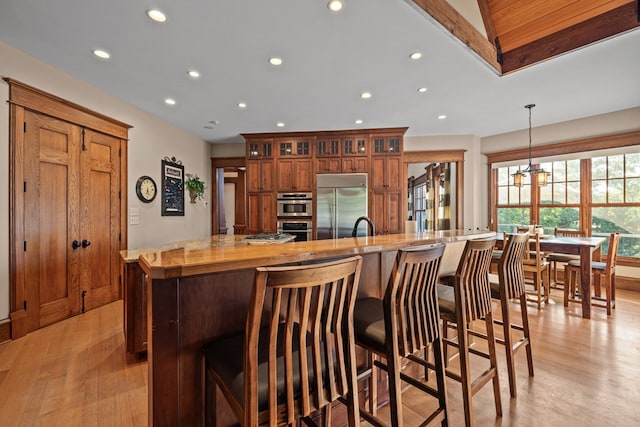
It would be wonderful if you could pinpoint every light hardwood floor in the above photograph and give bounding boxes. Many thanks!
[1,290,639,426]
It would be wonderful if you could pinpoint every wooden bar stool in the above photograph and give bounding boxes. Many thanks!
[353,244,448,426]
[547,228,586,288]
[565,232,620,315]
[488,233,534,398]
[437,239,501,427]
[202,256,363,426]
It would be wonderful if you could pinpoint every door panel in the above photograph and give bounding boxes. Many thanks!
[24,111,81,328]
[81,130,121,310]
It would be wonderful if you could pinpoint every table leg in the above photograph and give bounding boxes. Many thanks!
[580,248,592,319]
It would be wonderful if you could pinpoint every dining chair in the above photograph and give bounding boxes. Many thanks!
[488,233,534,398]
[523,233,551,310]
[547,228,586,288]
[201,256,363,426]
[565,232,620,315]
[353,244,448,426]
[437,238,501,427]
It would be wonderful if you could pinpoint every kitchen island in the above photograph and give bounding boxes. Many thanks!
[135,230,495,427]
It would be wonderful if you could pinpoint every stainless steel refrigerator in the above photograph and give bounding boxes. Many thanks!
[316,173,368,239]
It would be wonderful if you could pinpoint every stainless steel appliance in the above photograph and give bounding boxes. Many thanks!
[276,192,313,218]
[277,219,313,242]
[316,173,368,240]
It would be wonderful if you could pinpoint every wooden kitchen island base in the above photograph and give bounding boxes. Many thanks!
[136,231,494,426]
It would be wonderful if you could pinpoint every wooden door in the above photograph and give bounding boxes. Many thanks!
[21,112,122,330]
[23,111,82,328]
[81,130,121,310]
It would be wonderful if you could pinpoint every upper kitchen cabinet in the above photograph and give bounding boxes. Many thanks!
[341,136,369,173]
[245,138,275,192]
[276,137,313,191]
[316,137,341,173]
[372,135,402,155]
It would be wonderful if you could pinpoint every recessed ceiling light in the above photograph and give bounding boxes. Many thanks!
[276,122,285,127]
[147,9,167,23]
[438,114,447,120]
[92,49,111,59]
[409,52,422,60]
[269,57,283,66]
[238,102,247,109]
[187,70,200,78]
[209,120,220,125]
[327,1,343,12]
[418,87,428,93]
[164,98,176,106]
[360,92,372,99]
[354,119,363,124]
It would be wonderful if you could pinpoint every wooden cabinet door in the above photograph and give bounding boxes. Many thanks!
[316,158,342,173]
[342,156,368,173]
[371,157,387,190]
[247,192,276,233]
[247,160,275,192]
[370,190,402,234]
[386,156,401,189]
[277,158,312,191]
[23,111,82,329]
[81,130,122,310]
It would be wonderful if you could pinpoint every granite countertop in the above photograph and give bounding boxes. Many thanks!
[121,233,295,263]
[133,229,496,280]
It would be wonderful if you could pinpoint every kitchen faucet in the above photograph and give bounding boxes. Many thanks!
[352,216,375,237]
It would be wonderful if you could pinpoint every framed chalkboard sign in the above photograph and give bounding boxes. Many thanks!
[161,158,185,216]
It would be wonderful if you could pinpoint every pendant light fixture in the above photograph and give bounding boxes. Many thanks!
[512,104,550,187]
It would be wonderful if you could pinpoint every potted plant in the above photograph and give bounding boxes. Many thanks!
[185,174,205,203]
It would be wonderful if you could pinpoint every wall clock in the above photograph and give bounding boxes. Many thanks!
[136,175,157,203]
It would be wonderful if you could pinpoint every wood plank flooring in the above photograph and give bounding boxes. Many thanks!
[1,290,639,426]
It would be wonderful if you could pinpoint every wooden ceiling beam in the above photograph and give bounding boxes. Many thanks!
[501,1,639,73]
[406,0,502,74]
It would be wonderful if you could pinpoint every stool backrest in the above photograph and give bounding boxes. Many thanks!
[455,239,496,321]
[498,233,528,299]
[245,256,362,426]
[384,244,445,357]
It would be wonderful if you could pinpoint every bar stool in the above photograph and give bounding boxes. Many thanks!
[488,233,534,398]
[202,256,363,426]
[547,228,585,288]
[353,244,448,426]
[437,239,501,427]
[523,234,551,310]
[565,232,620,315]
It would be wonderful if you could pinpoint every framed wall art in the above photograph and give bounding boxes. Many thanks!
[161,157,185,216]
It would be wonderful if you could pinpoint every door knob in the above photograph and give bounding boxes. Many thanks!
[82,239,91,248]
[72,240,81,249]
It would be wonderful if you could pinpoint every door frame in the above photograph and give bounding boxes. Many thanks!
[5,78,131,338]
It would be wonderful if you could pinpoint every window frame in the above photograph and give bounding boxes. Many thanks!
[487,130,640,266]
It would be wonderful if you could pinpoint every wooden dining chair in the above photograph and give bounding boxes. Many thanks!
[547,228,586,288]
[202,256,363,426]
[565,232,620,315]
[437,239,501,427]
[523,233,551,310]
[488,233,534,398]
[353,244,448,427]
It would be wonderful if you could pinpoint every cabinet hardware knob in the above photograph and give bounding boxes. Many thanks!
[82,239,91,248]
[72,240,81,249]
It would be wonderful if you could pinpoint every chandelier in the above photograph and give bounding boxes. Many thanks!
[512,104,550,187]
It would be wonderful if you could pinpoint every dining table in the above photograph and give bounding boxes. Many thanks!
[498,234,607,319]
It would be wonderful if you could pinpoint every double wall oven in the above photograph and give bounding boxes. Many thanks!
[276,192,313,242]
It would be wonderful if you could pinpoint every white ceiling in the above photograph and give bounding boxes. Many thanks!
[0,0,639,144]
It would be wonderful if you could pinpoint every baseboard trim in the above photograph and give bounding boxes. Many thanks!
[0,319,11,344]
[616,276,639,292]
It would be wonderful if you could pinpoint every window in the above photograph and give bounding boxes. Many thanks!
[491,149,640,261]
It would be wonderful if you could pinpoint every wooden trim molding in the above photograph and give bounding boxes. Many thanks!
[211,157,246,235]
[485,130,640,164]
[241,127,409,140]
[405,0,501,74]
[0,319,10,344]
[3,77,132,139]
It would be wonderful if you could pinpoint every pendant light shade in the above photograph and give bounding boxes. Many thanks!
[511,104,550,187]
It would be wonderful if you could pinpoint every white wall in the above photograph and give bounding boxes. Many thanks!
[0,41,212,320]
